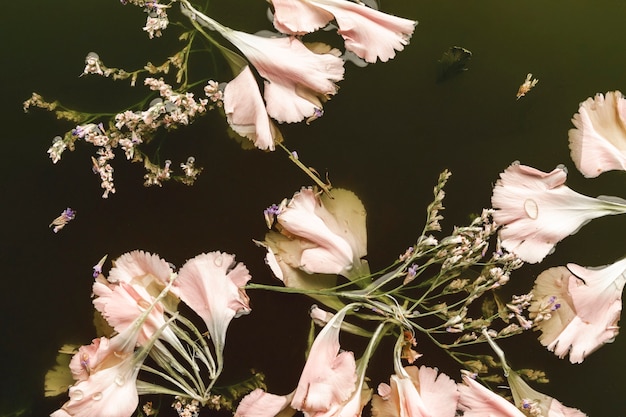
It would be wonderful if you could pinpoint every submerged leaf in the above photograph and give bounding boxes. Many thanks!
[437,46,472,82]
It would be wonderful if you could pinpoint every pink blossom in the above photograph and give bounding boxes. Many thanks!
[568,91,626,177]
[457,371,525,416]
[235,389,296,417]
[263,187,368,280]
[51,329,142,417]
[174,252,252,353]
[291,308,358,415]
[371,365,459,417]
[223,66,282,150]
[92,251,180,348]
[224,30,344,123]
[491,162,626,263]
[270,0,417,63]
[529,258,626,363]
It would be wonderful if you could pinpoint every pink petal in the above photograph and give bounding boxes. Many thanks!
[554,259,626,363]
[175,252,252,351]
[457,372,525,416]
[271,0,417,63]
[108,250,173,286]
[372,366,458,417]
[223,66,279,150]
[271,0,334,34]
[235,389,296,417]
[568,91,626,177]
[93,276,176,348]
[278,188,355,274]
[292,309,357,414]
[221,30,344,123]
[52,330,142,417]
[529,266,578,354]
[548,399,588,417]
[491,162,626,263]
[407,366,458,417]
[315,0,417,63]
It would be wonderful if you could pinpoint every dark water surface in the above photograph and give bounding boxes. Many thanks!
[2,1,626,416]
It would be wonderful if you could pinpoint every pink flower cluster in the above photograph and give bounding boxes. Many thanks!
[51,250,252,417]
[490,90,626,365]
[235,306,584,417]
[180,0,416,150]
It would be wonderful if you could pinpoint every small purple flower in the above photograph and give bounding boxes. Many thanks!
[62,208,76,220]
[264,204,281,217]
[263,204,282,229]
[92,255,108,278]
[49,207,76,233]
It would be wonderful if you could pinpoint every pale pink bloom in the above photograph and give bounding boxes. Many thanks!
[457,371,525,417]
[224,31,344,123]
[235,389,296,417]
[291,308,358,415]
[491,162,626,263]
[264,187,368,280]
[529,258,626,363]
[223,66,281,150]
[371,365,458,417]
[182,2,344,123]
[92,251,180,348]
[270,0,417,63]
[507,370,587,416]
[174,252,252,353]
[51,329,142,417]
[325,381,372,417]
[568,91,626,177]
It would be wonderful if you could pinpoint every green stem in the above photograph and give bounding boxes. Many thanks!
[277,143,333,195]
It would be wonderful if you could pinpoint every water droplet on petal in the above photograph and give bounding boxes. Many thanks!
[114,374,126,386]
[92,392,103,401]
[214,254,223,267]
[70,389,84,401]
[523,199,539,220]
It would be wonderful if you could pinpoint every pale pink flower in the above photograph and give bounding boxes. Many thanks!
[51,328,143,417]
[180,2,344,124]
[457,371,525,417]
[529,258,626,363]
[491,162,626,263]
[291,308,358,415]
[371,365,458,417]
[327,381,372,417]
[92,251,180,348]
[263,187,368,280]
[223,66,281,150]
[507,370,587,416]
[235,389,296,417]
[174,252,252,353]
[270,0,417,63]
[568,91,626,177]
[224,31,344,123]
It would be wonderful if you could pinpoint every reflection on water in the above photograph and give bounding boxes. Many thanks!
[2,1,626,416]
